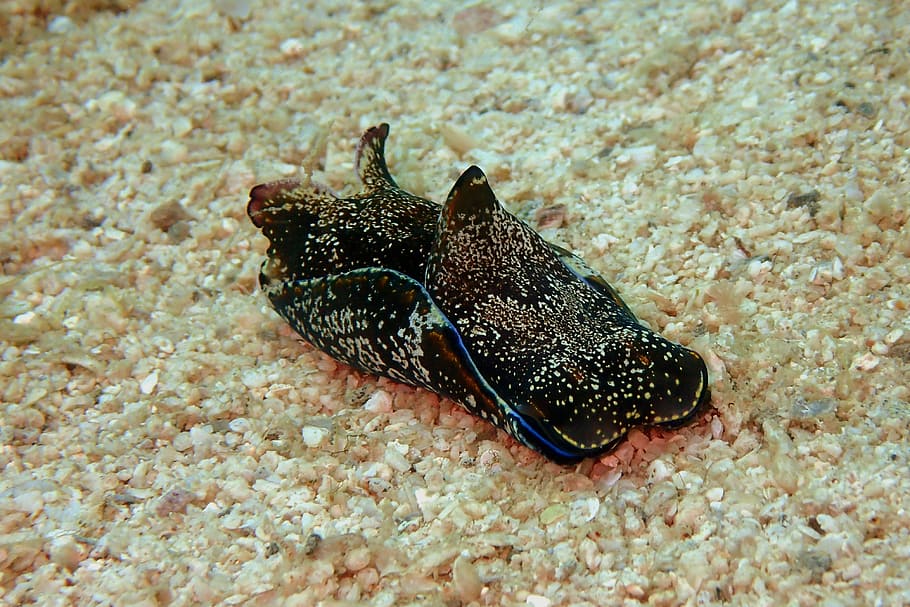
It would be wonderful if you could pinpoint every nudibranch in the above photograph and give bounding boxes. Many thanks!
[247,123,709,463]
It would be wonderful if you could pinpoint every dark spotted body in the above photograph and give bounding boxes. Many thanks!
[247,123,710,463]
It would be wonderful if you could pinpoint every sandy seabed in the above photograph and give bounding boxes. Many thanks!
[1,1,908,605]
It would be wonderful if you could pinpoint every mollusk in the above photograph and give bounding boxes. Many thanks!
[247,124,709,463]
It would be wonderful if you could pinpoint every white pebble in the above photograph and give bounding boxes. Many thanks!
[344,547,371,572]
[47,16,74,34]
[139,371,159,395]
[527,595,552,607]
[363,390,393,412]
[740,93,759,109]
[569,497,600,524]
[173,432,193,452]
[625,144,657,168]
[692,135,718,159]
[816,514,839,533]
[229,418,251,433]
[280,38,305,57]
[453,555,483,602]
[189,426,214,452]
[48,536,83,570]
[711,415,724,439]
[648,459,673,483]
[301,426,328,448]
[240,369,268,389]
[852,352,880,371]
[172,116,193,138]
[706,487,724,502]
[384,444,411,472]
[591,233,618,252]
[13,490,44,514]
[97,90,137,121]
[884,329,904,345]
[13,311,36,324]
[159,140,188,164]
